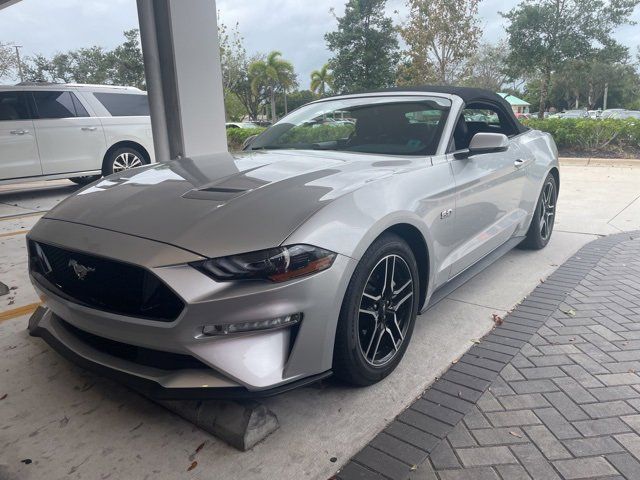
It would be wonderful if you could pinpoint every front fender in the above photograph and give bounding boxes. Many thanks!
[284,183,444,308]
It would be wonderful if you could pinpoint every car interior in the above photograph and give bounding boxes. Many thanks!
[452,101,519,151]
[256,101,450,156]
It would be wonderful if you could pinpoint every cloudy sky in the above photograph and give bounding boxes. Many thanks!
[1,0,639,87]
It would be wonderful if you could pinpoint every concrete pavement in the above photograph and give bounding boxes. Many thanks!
[338,232,640,479]
[0,161,639,480]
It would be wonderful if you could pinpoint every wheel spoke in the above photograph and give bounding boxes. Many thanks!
[380,257,390,297]
[389,256,396,293]
[359,308,378,318]
[369,328,384,361]
[386,327,399,352]
[364,326,379,359]
[363,292,381,302]
[394,279,411,296]
[392,312,404,341]
[392,291,413,311]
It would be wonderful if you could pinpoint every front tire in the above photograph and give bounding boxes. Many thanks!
[103,146,146,176]
[519,172,557,250]
[70,175,100,186]
[333,233,420,386]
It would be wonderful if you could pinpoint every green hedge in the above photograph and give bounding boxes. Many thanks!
[277,124,354,144]
[226,119,640,156]
[522,118,640,154]
[226,127,266,151]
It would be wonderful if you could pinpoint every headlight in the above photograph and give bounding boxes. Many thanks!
[190,244,337,282]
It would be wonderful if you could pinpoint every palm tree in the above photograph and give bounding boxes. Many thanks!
[310,64,334,97]
[249,51,295,123]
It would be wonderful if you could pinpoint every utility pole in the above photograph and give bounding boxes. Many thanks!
[13,44,23,82]
[603,82,609,111]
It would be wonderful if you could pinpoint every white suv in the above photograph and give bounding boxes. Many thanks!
[0,83,155,186]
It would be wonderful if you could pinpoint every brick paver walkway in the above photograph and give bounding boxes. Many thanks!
[337,232,640,480]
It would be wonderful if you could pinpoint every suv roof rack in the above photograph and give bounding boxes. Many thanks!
[65,83,142,91]
[12,81,142,91]
[15,81,61,86]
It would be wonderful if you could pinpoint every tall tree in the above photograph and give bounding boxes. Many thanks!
[325,0,399,93]
[310,64,334,96]
[463,42,510,91]
[108,29,145,89]
[503,0,640,118]
[400,0,481,85]
[249,51,295,122]
[22,29,145,88]
[0,44,17,80]
[234,53,269,121]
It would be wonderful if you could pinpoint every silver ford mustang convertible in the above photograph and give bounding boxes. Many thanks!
[27,87,559,398]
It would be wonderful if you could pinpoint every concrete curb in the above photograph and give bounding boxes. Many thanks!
[559,157,640,167]
[158,399,279,451]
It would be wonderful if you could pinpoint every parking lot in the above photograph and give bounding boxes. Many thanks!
[0,160,638,480]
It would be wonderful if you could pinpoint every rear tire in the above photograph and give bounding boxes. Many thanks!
[333,233,420,386]
[103,146,147,176]
[519,173,557,250]
[70,175,100,186]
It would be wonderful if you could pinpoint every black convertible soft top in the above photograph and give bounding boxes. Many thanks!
[369,85,529,135]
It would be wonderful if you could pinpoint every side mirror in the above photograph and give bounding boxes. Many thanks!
[468,133,509,155]
[453,133,509,159]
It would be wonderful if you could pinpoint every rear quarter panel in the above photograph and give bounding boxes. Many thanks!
[514,129,559,236]
[77,90,155,164]
[98,116,155,163]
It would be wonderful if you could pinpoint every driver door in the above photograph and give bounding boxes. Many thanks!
[448,107,529,278]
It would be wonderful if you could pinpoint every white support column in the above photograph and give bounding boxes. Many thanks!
[136,0,227,161]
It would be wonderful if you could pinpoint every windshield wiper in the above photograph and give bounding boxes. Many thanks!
[249,145,287,150]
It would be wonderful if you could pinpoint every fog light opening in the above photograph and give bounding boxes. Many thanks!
[201,313,303,336]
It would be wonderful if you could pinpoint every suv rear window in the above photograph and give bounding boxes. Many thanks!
[32,91,88,119]
[0,92,31,121]
[94,92,150,117]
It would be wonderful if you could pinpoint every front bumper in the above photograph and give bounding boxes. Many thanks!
[27,219,357,397]
[28,307,331,399]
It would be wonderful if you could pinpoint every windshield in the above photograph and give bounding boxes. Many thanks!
[248,96,451,156]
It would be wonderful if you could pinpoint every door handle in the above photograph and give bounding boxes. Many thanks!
[514,158,530,167]
[81,126,98,131]
[10,129,29,135]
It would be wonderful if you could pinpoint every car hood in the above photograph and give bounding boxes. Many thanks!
[45,150,422,258]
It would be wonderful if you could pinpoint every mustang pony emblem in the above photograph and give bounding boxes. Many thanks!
[68,259,95,280]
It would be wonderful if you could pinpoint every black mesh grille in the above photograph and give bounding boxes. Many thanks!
[60,319,207,370]
[29,240,184,321]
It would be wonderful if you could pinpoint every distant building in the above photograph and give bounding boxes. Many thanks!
[498,93,531,114]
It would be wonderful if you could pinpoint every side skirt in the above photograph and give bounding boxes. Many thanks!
[422,236,525,313]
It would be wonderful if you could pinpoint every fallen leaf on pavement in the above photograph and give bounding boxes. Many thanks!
[187,461,198,472]
[195,441,206,454]
[0,393,7,400]
[492,314,503,325]
[509,431,523,438]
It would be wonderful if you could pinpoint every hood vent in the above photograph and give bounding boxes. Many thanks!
[182,186,249,201]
